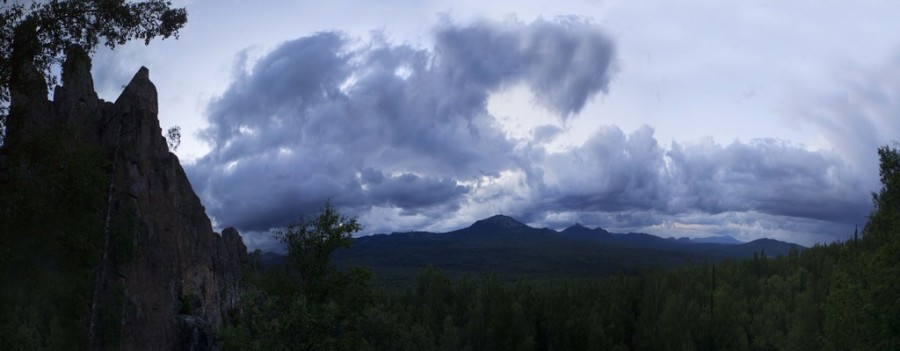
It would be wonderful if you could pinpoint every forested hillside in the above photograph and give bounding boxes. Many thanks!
[325,215,802,285]
[224,146,900,350]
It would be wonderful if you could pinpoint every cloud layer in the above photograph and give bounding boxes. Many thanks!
[186,18,873,248]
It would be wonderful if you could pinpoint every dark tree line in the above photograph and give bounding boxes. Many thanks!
[227,146,900,350]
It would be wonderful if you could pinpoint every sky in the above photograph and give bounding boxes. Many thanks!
[87,0,900,251]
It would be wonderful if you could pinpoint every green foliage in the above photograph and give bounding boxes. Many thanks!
[375,247,854,351]
[821,146,900,350]
[866,145,900,243]
[230,237,891,350]
[275,202,359,294]
[224,203,377,350]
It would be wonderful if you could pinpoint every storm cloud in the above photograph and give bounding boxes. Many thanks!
[666,138,867,223]
[505,127,869,243]
[186,17,873,247]
[188,18,616,231]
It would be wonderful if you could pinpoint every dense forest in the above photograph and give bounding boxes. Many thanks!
[322,214,803,285]
[224,146,900,350]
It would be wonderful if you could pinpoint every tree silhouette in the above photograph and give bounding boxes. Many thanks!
[276,201,360,294]
[166,125,181,151]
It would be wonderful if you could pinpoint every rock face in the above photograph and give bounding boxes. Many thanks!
[6,43,249,350]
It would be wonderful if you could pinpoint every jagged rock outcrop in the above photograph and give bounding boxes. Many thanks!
[5,40,249,350]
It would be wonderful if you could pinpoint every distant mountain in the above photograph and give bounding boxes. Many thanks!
[560,223,610,239]
[692,235,744,245]
[561,223,741,250]
[455,215,559,238]
[739,238,802,257]
[469,214,533,232]
[265,215,804,285]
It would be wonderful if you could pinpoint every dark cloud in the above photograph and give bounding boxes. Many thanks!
[365,172,469,210]
[433,17,615,117]
[188,18,617,232]
[512,126,869,244]
[186,17,872,249]
[529,209,852,245]
[529,125,668,212]
[666,138,869,224]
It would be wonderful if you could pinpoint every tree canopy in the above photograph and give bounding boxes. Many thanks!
[0,0,187,143]
[275,202,361,294]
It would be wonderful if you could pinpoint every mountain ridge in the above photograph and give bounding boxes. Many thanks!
[441,215,771,247]
[266,215,803,285]
[692,235,744,245]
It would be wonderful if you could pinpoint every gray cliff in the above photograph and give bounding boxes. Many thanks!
[5,40,249,350]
